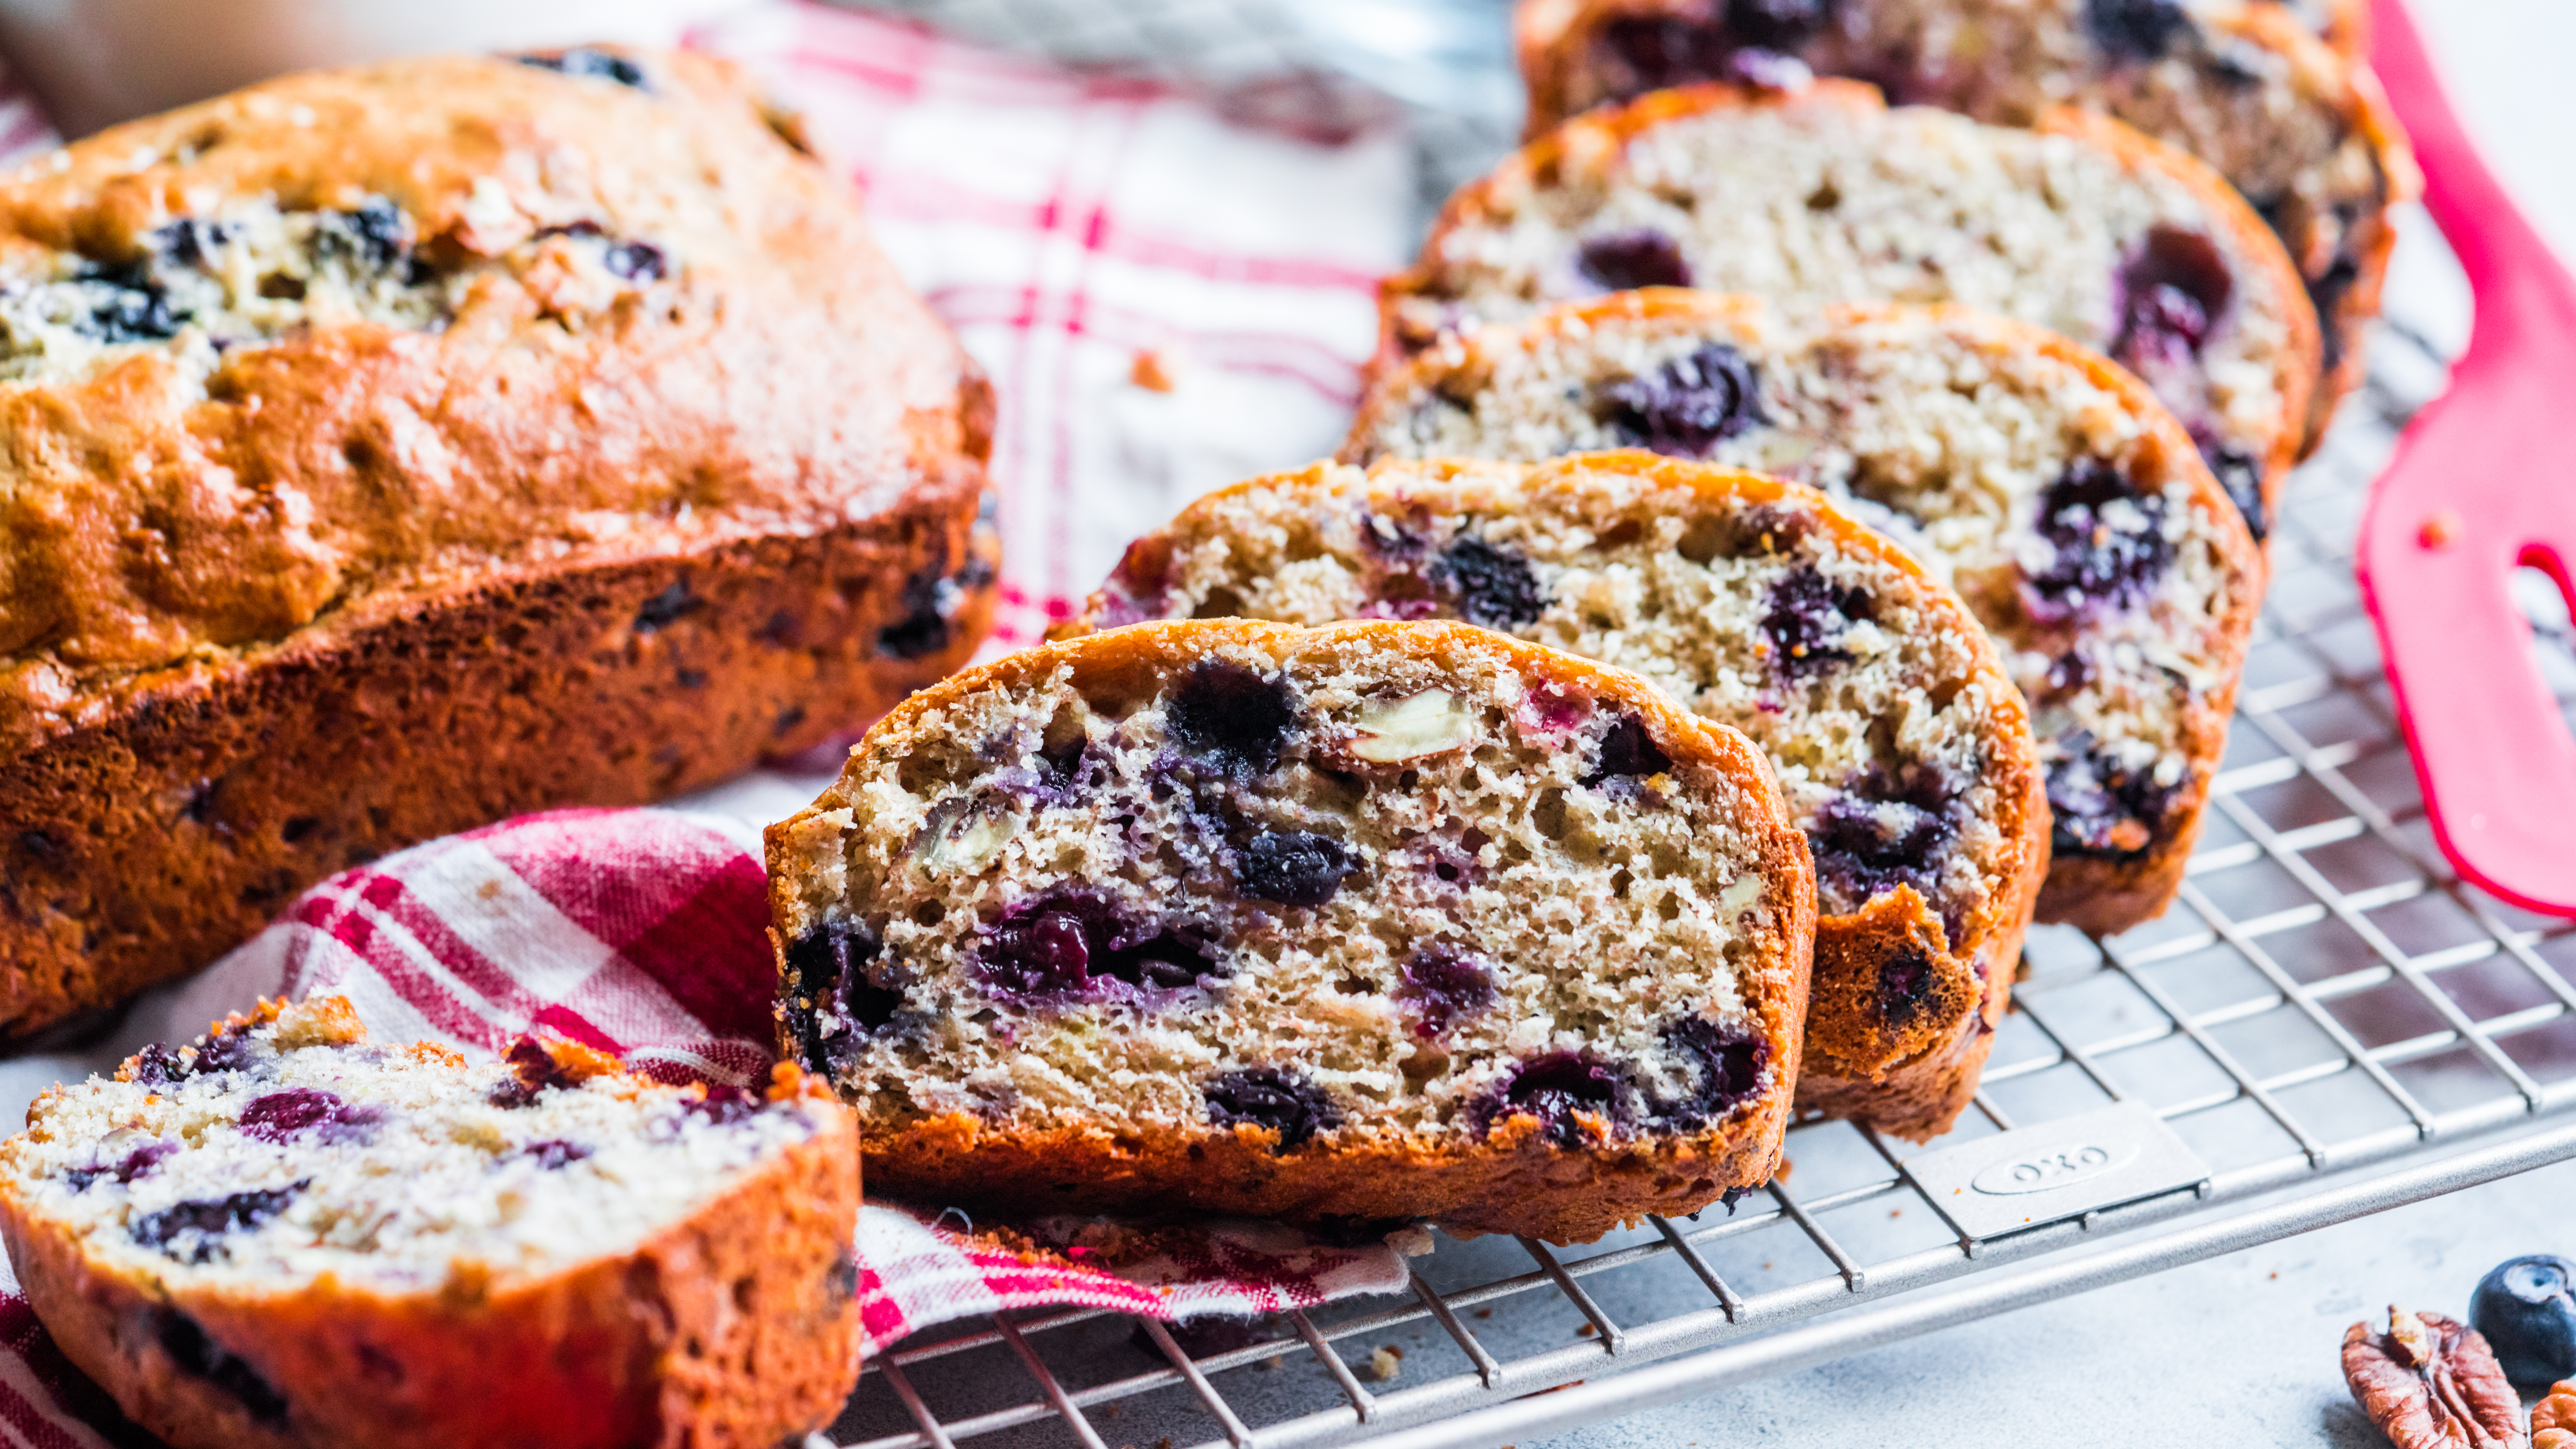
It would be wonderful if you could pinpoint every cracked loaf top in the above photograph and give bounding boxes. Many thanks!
[0,48,991,752]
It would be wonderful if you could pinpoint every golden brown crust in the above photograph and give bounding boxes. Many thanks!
[1055,454,2046,1137]
[772,617,1817,1243]
[0,52,996,1039]
[0,1064,862,1449]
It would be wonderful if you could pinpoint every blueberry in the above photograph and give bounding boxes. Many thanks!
[1237,830,1355,907]
[1481,1052,1625,1147]
[683,1085,762,1127]
[1597,342,1767,458]
[2045,734,2177,859]
[2306,240,2363,373]
[975,893,1218,1001]
[1731,0,1834,49]
[1650,1015,1768,1127]
[602,240,665,282]
[128,1043,186,1086]
[633,580,700,633]
[879,554,970,661]
[1429,536,1546,629]
[2086,0,2191,60]
[237,1088,385,1147]
[487,1038,581,1109]
[156,1310,289,1424]
[130,1184,304,1263]
[1581,714,1673,787]
[1808,765,1958,912]
[150,219,233,268]
[780,922,904,1076]
[2197,437,2268,543]
[191,1029,260,1076]
[1761,565,1871,679]
[1204,1068,1339,1152]
[1599,17,1730,93]
[2469,1254,2576,1386]
[1167,661,1300,773]
[2113,227,2233,373]
[1397,947,1498,1035]
[516,47,650,88]
[1877,949,1937,1026]
[1575,230,1693,292]
[2020,460,2172,624]
[64,1140,177,1191]
[70,260,186,342]
[520,1140,592,1170]
[325,198,409,269]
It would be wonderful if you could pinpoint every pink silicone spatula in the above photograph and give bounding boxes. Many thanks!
[2357,0,2576,916]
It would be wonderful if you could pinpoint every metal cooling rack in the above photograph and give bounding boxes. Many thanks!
[816,6,2576,1445]
[808,314,2576,1449]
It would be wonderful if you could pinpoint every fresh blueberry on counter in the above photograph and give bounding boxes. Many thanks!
[2469,1253,2576,1386]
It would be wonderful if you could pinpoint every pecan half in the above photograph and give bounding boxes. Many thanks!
[2536,1378,2576,1449]
[2343,1307,2529,1449]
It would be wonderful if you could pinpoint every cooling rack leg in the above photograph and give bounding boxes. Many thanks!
[1349,1119,2576,1449]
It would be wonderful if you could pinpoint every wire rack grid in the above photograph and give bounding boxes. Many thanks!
[801,254,2576,1449]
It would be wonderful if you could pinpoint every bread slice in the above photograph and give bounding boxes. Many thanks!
[1512,0,2409,433]
[767,618,1815,1242]
[1057,456,2047,1139]
[1382,80,2315,546]
[0,996,862,1449]
[1352,292,2264,935]
[0,49,997,1043]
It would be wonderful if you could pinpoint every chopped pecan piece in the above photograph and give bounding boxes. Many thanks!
[2536,1378,2576,1449]
[2342,1307,2529,1449]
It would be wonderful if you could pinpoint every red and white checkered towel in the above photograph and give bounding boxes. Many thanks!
[0,5,1420,1441]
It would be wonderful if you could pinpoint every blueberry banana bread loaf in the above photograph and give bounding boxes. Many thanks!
[1512,1,2409,430]
[1351,292,2264,934]
[1381,81,2316,540]
[768,618,1815,1242]
[0,50,998,1042]
[0,996,862,1449]
[1058,457,2046,1138]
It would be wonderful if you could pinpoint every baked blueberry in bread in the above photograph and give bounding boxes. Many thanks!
[1059,456,2047,1139]
[0,996,862,1449]
[1381,81,2316,543]
[1351,292,2263,935]
[0,50,998,1042]
[767,618,1815,1242]
[1512,0,2409,431]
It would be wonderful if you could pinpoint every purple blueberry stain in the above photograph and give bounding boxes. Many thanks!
[65,1140,178,1191]
[1396,947,1497,1036]
[1581,714,1673,788]
[781,922,906,1077]
[1597,342,1767,458]
[1878,949,1937,1027]
[1237,830,1355,908]
[1204,1068,1340,1152]
[1808,765,1959,917]
[602,240,665,282]
[520,1140,592,1169]
[1650,1016,1768,1128]
[128,1044,186,1086]
[683,1085,762,1128]
[2195,434,2269,542]
[2019,460,2173,625]
[2046,733,2179,860]
[975,892,1219,1002]
[1167,661,1300,774]
[1481,1052,1627,1148]
[1761,565,1871,679]
[238,1089,386,1147]
[2112,226,2233,376]
[1574,229,1693,292]
[130,1183,306,1263]
[1431,536,1546,629]
[2086,0,2191,60]
[156,1310,289,1424]
[487,1038,581,1110]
